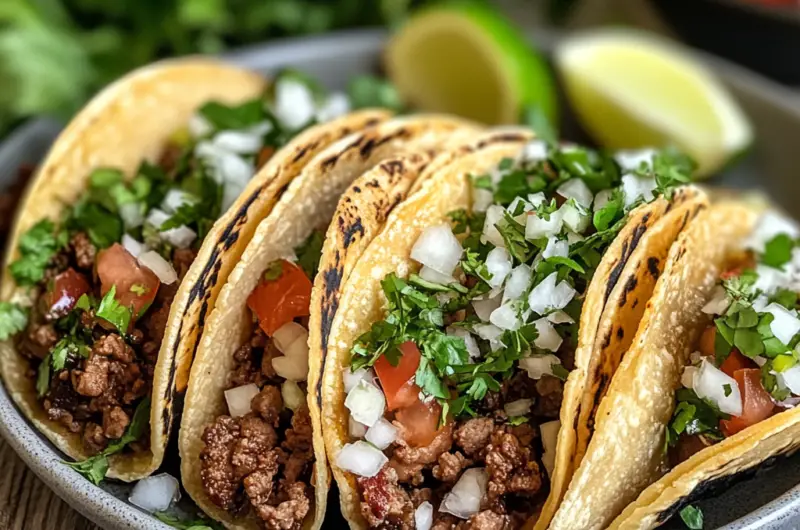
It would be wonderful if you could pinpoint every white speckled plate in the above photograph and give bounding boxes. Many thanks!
[1,27,800,530]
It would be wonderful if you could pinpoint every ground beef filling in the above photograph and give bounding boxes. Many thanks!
[18,233,195,455]
[200,328,313,530]
[358,368,565,530]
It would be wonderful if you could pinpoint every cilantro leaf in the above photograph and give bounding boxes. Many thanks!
[0,302,27,340]
[198,99,266,131]
[762,233,795,269]
[9,220,66,286]
[520,104,557,145]
[296,230,325,280]
[68,201,123,248]
[96,285,132,335]
[51,336,90,371]
[679,505,704,530]
[593,189,624,231]
[36,354,51,398]
[347,75,404,111]
[154,512,223,530]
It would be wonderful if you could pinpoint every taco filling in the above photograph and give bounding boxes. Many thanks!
[199,231,324,529]
[334,143,693,528]
[0,75,350,482]
[668,211,800,464]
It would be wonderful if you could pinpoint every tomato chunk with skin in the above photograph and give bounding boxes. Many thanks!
[97,243,159,318]
[720,368,775,437]
[46,268,90,318]
[395,399,443,447]
[720,349,755,378]
[698,326,718,358]
[247,260,312,336]
[375,341,422,410]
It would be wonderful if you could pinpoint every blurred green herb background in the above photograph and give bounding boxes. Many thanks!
[0,0,438,137]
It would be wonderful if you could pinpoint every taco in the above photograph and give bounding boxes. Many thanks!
[317,138,707,529]
[0,57,393,482]
[559,203,800,530]
[178,115,482,530]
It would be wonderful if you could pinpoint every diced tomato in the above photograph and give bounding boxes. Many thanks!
[720,268,742,281]
[669,434,710,468]
[395,399,443,447]
[698,326,718,358]
[720,350,756,378]
[247,260,312,336]
[97,243,159,318]
[720,368,775,437]
[375,341,422,410]
[46,268,90,318]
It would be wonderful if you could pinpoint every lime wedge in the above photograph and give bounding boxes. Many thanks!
[556,30,752,177]
[386,4,557,125]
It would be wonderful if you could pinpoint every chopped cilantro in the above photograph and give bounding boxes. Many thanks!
[36,354,51,398]
[96,286,132,335]
[0,302,27,340]
[154,512,223,530]
[263,261,284,281]
[296,230,325,280]
[68,201,123,248]
[723,383,732,397]
[160,171,222,240]
[762,233,795,269]
[51,337,90,371]
[9,220,67,286]
[130,284,147,296]
[667,389,726,443]
[679,505,704,530]
[520,104,557,145]
[592,189,624,231]
[507,415,529,426]
[198,99,266,131]
[551,363,569,381]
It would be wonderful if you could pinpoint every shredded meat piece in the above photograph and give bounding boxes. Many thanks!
[83,422,107,453]
[75,355,110,397]
[433,451,471,483]
[47,407,81,433]
[92,334,134,363]
[358,467,414,529]
[242,449,280,513]
[432,514,460,530]
[253,481,310,530]
[230,329,279,387]
[454,418,494,456]
[232,415,278,480]
[389,460,425,486]
[261,340,280,379]
[533,376,563,418]
[464,510,506,530]
[394,422,453,465]
[485,429,542,501]
[172,248,197,280]
[102,406,130,439]
[508,423,536,448]
[200,416,241,511]
[410,488,432,506]
[251,386,282,426]
[282,406,314,483]
[30,324,58,350]
[70,232,96,271]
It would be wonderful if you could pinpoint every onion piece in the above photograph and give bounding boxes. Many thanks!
[520,354,561,380]
[481,205,507,248]
[507,196,533,215]
[473,323,504,351]
[503,264,532,303]
[410,224,463,276]
[485,247,512,288]
[547,310,574,325]
[472,188,494,213]
[557,178,593,208]
[138,251,178,285]
[224,383,259,417]
[440,468,488,519]
[272,354,309,382]
[146,208,169,229]
[681,366,698,389]
[161,189,196,214]
[345,380,386,427]
[701,285,730,315]
[419,265,456,285]
[526,209,563,240]
[543,237,569,259]
[490,303,523,331]
[621,174,657,207]
[540,420,561,477]
[120,203,144,229]
[522,141,547,162]
[273,78,316,130]
[753,295,770,313]
[559,201,590,234]
[528,272,576,315]
[744,211,800,253]
[349,417,367,438]
[365,417,398,450]
[160,225,197,249]
[122,234,145,258]
[213,130,263,155]
[447,327,480,360]
[615,149,656,172]
[343,367,374,393]
[504,398,533,417]
[528,192,546,207]
[282,380,305,411]
[128,473,181,512]
[472,294,502,322]
[188,113,213,138]
[273,322,308,354]
[777,364,800,395]
[694,359,742,415]
[415,501,434,530]
[765,303,800,345]
[754,264,790,296]
[533,318,563,352]
[593,189,613,212]
[316,92,351,123]
[336,441,388,478]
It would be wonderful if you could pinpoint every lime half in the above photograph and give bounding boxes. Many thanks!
[386,4,557,125]
[556,30,752,177]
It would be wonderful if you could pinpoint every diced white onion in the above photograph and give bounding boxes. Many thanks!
[528,192,546,207]
[522,141,548,162]
[621,174,657,207]
[419,265,456,285]
[753,295,770,313]
[273,78,316,130]
[213,130,263,155]
[122,234,145,258]
[520,354,561,380]
[411,224,463,276]
[415,501,434,530]
[472,188,494,213]
[540,420,561,477]
[543,236,569,259]
[593,189,613,212]
[765,303,800,345]
[557,178,593,208]
[485,247,512,288]
[482,205,506,248]
[503,264,532,303]
[349,416,367,438]
[490,303,523,331]
[533,318,563,352]
[694,359,742,416]
[526,209,563,240]
[777,365,800,395]
[336,441,388,478]
[681,365,698,389]
[504,398,533,417]
[547,310,574,324]
[559,202,590,234]
[188,113,214,138]
[744,211,800,253]
[273,322,308,355]
[702,285,731,315]
[146,208,169,229]
[120,203,144,229]
[365,417,398,450]
[507,196,533,215]
[343,367,374,393]
[753,355,768,367]
[472,294,502,322]
[246,121,274,137]
[528,272,576,315]
[224,384,259,417]
[128,473,181,513]
[473,323,504,351]
[615,149,656,172]
[281,381,305,411]
[161,189,196,214]
[440,468,488,519]
[160,225,197,249]
[316,92,351,123]
[272,354,309,382]
[138,251,178,285]
[754,264,790,296]
[345,380,385,427]
[566,231,584,245]
[196,142,255,186]
[447,327,480,360]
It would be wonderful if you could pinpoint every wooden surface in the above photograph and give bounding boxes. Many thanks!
[0,436,100,530]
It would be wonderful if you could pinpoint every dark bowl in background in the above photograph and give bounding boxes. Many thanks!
[649,0,800,85]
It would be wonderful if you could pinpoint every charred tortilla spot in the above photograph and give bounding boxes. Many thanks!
[617,327,624,339]
[605,219,650,303]
[343,218,365,249]
[602,332,612,349]
[619,276,638,307]
[647,257,660,280]
[382,159,406,177]
[366,179,381,188]
[291,139,320,163]
[586,372,609,433]
[359,129,410,159]
[352,186,361,193]
[632,299,639,309]
[476,133,529,148]
[680,210,691,231]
